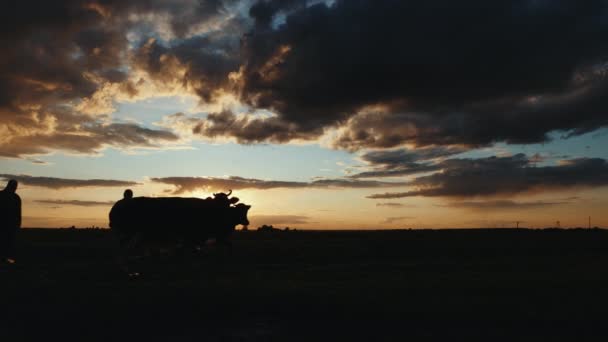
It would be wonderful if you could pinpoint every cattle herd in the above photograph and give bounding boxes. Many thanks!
[109,190,251,255]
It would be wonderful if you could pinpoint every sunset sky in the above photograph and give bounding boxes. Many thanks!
[1,0,608,229]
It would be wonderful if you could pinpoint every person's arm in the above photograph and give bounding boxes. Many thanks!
[16,195,21,229]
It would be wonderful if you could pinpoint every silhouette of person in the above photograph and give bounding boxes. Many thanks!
[0,180,21,264]
[109,189,133,230]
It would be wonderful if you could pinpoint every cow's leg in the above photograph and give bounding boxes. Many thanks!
[121,232,146,277]
[113,232,136,274]
[127,232,143,255]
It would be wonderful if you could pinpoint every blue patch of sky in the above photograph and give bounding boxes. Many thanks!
[4,142,355,182]
[132,1,251,49]
[113,96,200,126]
[6,128,606,182]
[0,158,53,176]
[126,24,168,49]
[113,94,277,127]
[458,128,608,165]
[272,1,336,29]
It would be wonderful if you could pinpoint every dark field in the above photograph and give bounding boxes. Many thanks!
[2,229,608,341]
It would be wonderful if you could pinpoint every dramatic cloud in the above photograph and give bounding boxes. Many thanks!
[236,0,608,148]
[0,174,139,189]
[151,175,406,194]
[367,154,608,198]
[351,146,466,178]
[1,123,179,158]
[131,32,241,104]
[192,111,309,144]
[4,0,608,158]
[0,0,241,158]
[350,162,438,179]
[35,199,115,207]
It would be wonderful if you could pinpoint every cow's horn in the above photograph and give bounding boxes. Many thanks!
[227,189,232,196]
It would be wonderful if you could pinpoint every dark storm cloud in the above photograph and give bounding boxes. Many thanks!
[0,0,239,158]
[0,174,139,189]
[350,164,440,179]
[5,0,608,157]
[189,110,319,143]
[441,200,567,210]
[124,0,241,39]
[350,146,466,178]
[0,0,235,41]
[0,1,134,109]
[151,175,406,194]
[35,199,115,207]
[236,0,608,147]
[131,33,241,103]
[367,154,608,199]
[0,123,179,158]
[332,80,608,150]
[360,147,467,165]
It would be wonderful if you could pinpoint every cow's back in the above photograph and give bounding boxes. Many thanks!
[110,196,211,236]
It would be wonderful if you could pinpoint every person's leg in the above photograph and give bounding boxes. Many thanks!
[0,228,8,262]
[6,228,17,261]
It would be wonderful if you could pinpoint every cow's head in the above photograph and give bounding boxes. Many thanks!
[232,203,251,227]
[213,189,232,199]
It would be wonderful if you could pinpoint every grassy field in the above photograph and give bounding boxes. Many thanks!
[1,228,608,341]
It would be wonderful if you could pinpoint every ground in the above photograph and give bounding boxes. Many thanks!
[1,228,608,341]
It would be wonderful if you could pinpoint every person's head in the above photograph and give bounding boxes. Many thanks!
[4,179,18,193]
[123,189,133,199]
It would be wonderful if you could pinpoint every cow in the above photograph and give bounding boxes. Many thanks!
[109,191,251,257]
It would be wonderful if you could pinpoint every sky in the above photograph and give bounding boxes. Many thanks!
[1,0,608,229]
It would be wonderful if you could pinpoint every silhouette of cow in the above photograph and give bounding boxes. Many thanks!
[109,191,251,255]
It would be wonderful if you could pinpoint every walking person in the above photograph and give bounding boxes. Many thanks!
[0,179,21,265]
